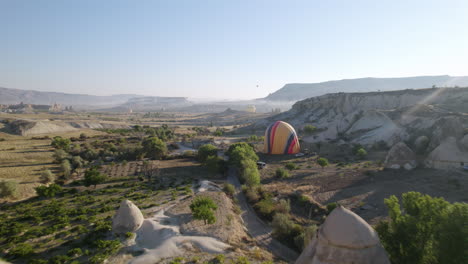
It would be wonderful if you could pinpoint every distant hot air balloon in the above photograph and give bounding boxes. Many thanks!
[264,121,300,154]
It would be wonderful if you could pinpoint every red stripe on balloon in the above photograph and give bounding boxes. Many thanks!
[269,121,281,153]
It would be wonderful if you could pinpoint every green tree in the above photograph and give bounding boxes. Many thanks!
[35,184,62,198]
[84,167,107,188]
[376,192,468,264]
[51,136,71,151]
[317,157,329,170]
[71,155,84,169]
[356,148,368,159]
[190,196,218,224]
[40,169,55,184]
[61,159,72,179]
[240,159,260,187]
[197,144,218,163]
[0,180,18,198]
[303,125,317,134]
[227,143,259,167]
[53,149,70,163]
[142,137,167,159]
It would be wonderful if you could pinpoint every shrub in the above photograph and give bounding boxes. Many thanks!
[275,199,291,214]
[271,213,302,250]
[245,187,260,202]
[226,142,258,167]
[294,224,317,251]
[197,144,218,163]
[223,183,235,197]
[376,192,468,264]
[356,148,368,159]
[67,248,83,257]
[53,149,70,163]
[254,198,276,220]
[142,136,167,159]
[285,162,298,171]
[317,157,329,169]
[275,168,289,178]
[71,155,84,169]
[190,196,218,224]
[326,202,338,213]
[35,184,62,198]
[84,167,107,188]
[61,159,72,179]
[0,180,18,198]
[51,136,71,150]
[79,133,87,140]
[303,125,317,134]
[40,169,55,184]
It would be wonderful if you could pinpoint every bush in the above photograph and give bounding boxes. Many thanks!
[285,162,298,171]
[376,192,468,264]
[35,184,62,198]
[223,183,235,197]
[40,169,55,184]
[84,167,107,188]
[0,180,18,198]
[303,124,317,134]
[61,159,72,179]
[317,157,329,169]
[275,199,291,214]
[53,149,70,163]
[79,133,87,140]
[245,187,260,202]
[71,155,84,169]
[197,144,218,163]
[294,224,317,251]
[226,142,258,167]
[190,196,218,225]
[275,168,289,178]
[271,213,302,249]
[51,136,71,150]
[254,198,276,220]
[356,148,368,159]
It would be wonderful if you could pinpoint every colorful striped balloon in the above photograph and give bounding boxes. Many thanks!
[264,121,300,154]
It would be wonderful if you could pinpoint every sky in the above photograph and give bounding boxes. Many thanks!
[1,0,468,99]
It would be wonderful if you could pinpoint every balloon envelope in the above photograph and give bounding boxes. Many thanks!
[264,121,300,154]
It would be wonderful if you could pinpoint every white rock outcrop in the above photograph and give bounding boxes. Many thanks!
[384,142,416,170]
[425,137,468,169]
[295,206,390,264]
[112,200,144,234]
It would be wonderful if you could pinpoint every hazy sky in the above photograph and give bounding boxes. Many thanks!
[1,0,468,99]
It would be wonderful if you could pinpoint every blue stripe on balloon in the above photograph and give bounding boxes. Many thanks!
[284,132,296,154]
[266,124,273,153]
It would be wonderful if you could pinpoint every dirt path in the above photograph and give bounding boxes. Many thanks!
[227,167,299,263]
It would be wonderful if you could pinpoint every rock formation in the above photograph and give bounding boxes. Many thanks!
[425,137,468,170]
[295,206,390,264]
[384,142,416,170]
[112,199,144,234]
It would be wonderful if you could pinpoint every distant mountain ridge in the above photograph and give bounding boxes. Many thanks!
[264,75,468,101]
[0,86,142,106]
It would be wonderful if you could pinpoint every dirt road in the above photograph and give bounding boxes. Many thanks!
[227,167,299,263]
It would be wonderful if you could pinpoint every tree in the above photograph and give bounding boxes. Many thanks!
[190,196,218,225]
[227,143,259,167]
[40,169,55,184]
[79,133,87,140]
[53,149,70,163]
[84,167,107,188]
[303,125,317,134]
[71,156,84,169]
[35,184,62,198]
[61,159,72,179]
[197,144,218,163]
[376,192,468,264]
[51,136,71,151]
[317,157,329,170]
[240,159,260,186]
[356,148,368,159]
[142,137,167,159]
[0,180,18,198]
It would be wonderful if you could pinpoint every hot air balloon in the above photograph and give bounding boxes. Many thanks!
[264,121,300,154]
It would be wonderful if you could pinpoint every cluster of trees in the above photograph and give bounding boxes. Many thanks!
[227,142,260,187]
[376,192,468,264]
